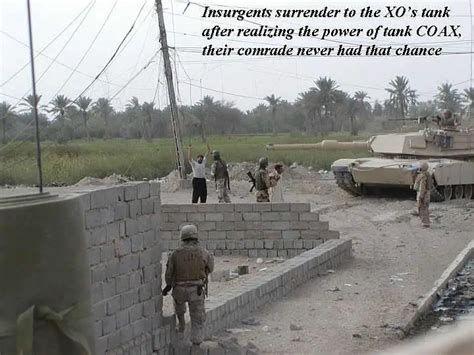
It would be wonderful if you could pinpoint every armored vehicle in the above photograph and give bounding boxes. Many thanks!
[267,120,474,202]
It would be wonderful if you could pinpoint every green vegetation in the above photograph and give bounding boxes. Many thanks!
[0,134,367,186]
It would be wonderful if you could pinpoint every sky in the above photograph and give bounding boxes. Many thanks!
[0,0,473,112]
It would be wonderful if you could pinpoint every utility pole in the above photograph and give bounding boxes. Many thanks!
[155,0,186,179]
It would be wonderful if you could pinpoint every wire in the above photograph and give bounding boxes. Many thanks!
[72,0,148,103]
[152,54,163,105]
[181,80,264,100]
[49,0,119,101]
[0,0,95,88]
[0,31,155,92]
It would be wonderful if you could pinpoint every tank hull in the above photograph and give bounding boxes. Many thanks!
[332,157,474,201]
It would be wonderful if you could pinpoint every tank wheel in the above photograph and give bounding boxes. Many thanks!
[454,185,464,199]
[464,185,473,199]
[443,185,453,201]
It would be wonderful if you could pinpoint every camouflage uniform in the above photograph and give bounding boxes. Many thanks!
[164,225,214,346]
[211,151,231,203]
[414,163,431,227]
[255,157,277,202]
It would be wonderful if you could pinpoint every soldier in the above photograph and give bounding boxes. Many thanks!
[210,150,231,203]
[255,157,278,202]
[435,109,457,127]
[163,224,214,350]
[414,161,432,227]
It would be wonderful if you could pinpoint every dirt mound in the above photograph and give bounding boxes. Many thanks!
[75,174,130,186]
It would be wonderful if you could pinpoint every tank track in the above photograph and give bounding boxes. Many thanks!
[334,171,362,196]
[430,181,445,202]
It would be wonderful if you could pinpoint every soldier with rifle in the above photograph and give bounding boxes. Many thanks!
[162,224,214,351]
[210,150,231,203]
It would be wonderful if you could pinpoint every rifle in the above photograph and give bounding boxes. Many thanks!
[204,270,209,298]
[247,171,256,192]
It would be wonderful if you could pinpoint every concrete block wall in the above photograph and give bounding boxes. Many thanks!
[201,239,352,338]
[161,203,340,256]
[76,182,171,355]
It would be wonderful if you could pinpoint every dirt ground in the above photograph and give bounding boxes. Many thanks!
[161,175,474,354]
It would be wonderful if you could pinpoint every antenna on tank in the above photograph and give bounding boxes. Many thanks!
[26,0,44,193]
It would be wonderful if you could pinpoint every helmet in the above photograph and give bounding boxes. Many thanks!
[212,150,220,160]
[419,162,429,171]
[258,157,269,169]
[180,224,198,241]
[443,109,452,119]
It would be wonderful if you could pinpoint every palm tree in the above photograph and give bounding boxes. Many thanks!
[463,88,474,120]
[141,101,155,140]
[93,97,114,138]
[311,77,339,133]
[19,94,42,114]
[436,83,462,112]
[0,102,15,144]
[264,94,281,135]
[48,95,71,129]
[385,76,416,117]
[75,96,93,139]
[296,90,319,134]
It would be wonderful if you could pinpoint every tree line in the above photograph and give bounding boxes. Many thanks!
[1,75,473,144]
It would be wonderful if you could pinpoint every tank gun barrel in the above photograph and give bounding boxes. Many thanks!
[266,140,369,151]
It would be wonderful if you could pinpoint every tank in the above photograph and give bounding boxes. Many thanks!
[267,123,474,202]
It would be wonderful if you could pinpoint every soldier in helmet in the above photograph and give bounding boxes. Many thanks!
[210,150,231,203]
[435,109,457,127]
[255,157,278,202]
[413,161,432,227]
[163,224,214,350]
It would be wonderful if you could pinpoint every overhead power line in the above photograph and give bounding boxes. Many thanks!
[72,0,148,103]
[0,0,95,88]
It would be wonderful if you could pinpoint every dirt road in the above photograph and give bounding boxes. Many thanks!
[162,178,473,354]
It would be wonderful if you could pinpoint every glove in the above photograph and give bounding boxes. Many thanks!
[162,285,172,296]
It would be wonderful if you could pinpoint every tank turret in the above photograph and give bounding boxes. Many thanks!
[266,126,474,201]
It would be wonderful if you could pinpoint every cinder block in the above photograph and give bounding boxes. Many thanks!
[116,274,130,293]
[141,198,154,215]
[168,213,187,223]
[85,209,102,229]
[116,309,130,328]
[162,204,180,213]
[107,332,121,350]
[249,249,258,257]
[106,222,120,242]
[199,222,216,231]
[153,197,161,214]
[103,280,116,298]
[271,203,290,212]
[119,221,126,237]
[257,249,268,257]
[215,222,233,231]
[310,221,329,231]
[206,241,217,250]
[95,336,108,355]
[290,203,311,212]
[226,231,245,240]
[303,240,314,249]
[197,204,216,212]
[119,238,132,256]
[91,190,106,209]
[121,290,138,309]
[143,230,156,248]
[125,219,138,237]
[131,234,144,252]
[143,299,156,316]
[129,200,142,219]
[263,230,282,240]
[129,304,143,322]
[91,265,106,283]
[268,250,278,257]
[214,250,223,256]
[105,186,124,205]
[88,247,101,266]
[137,183,150,199]
[234,204,253,212]
[244,240,255,249]
[264,240,274,249]
[205,213,224,222]
[226,241,236,250]
[255,240,264,249]
[277,250,288,257]
[261,212,281,221]
[244,230,261,239]
[139,248,153,268]
[107,295,121,315]
[279,212,299,221]
[223,250,231,256]
[120,324,134,343]
[186,213,205,222]
[301,230,319,239]
[105,260,119,279]
[282,231,301,240]
[208,231,226,240]
[124,185,138,201]
[271,221,290,230]
[150,182,160,196]
[235,241,245,250]
[288,250,299,258]
[242,212,260,221]
[274,240,284,249]
[290,221,310,230]
[253,203,272,212]
[119,254,139,274]
[90,226,106,246]
[223,212,243,222]
[299,212,320,221]
[283,240,294,249]
[294,240,303,249]
[91,282,103,304]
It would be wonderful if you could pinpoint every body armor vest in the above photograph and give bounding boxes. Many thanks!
[213,160,228,180]
[173,246,207,282]
[255,168,267,191]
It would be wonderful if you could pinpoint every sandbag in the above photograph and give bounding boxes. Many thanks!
[0,193,95,355]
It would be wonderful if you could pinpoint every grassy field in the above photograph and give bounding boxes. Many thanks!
[0,134,368,186]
